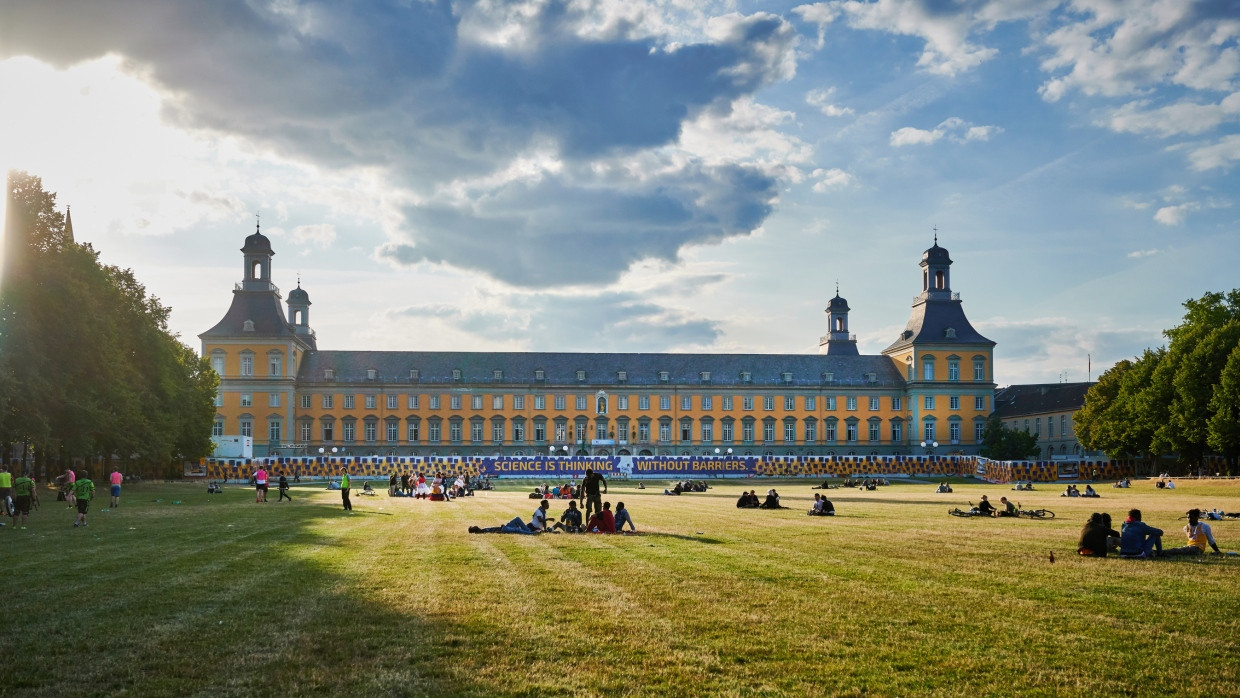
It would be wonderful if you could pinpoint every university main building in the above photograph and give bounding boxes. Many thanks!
[202,228,996,460]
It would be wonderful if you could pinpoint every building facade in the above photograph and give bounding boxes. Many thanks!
[201,229,996,459]
[993,382,1096,460]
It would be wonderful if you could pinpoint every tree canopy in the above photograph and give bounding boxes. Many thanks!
[1076,290,1240,473]
[1,171,218,476]
[978,416,1040,461]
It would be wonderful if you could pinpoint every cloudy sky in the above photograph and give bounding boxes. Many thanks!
[3,0,1237,386]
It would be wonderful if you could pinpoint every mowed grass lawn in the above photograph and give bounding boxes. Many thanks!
[4,477,1239,697]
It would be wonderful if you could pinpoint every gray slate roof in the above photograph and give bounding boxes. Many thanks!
[884,298,995,353]
[298,350,906,388]
[199,291,300,341]
[993,382,1094,418]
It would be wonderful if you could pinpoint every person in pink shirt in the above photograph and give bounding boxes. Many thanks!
[254,465,268,503]
[64,468,77,506]
[109,469,123,508]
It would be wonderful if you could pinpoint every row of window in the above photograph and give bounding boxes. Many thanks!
[222,416,980,445]
[907,358,987,382]
[211,353,283,378]
[257,393,989,412]
[328,367,874,384]
[1008,415,1073,439]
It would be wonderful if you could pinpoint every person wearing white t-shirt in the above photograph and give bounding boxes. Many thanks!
[529,500,550,531]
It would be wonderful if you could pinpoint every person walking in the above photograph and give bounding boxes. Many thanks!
[277,472,292,502]
[579,468,607,527]
[254,464,268,503]
[72,470,95,527]
[109,468,123,508]
[340,467,353,511]
[11,471,34,529]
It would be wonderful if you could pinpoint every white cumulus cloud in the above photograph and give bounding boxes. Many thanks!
[890,117,1002,146]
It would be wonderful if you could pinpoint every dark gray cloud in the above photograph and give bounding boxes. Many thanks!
[3,0,799,286]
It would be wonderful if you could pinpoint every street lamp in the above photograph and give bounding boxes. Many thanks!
[920,440,938,456]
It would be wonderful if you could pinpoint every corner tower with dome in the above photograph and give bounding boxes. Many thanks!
[199,223,317,453]
[882,238,996,450]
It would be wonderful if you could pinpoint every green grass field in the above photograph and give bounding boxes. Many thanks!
[4,477,1239,697]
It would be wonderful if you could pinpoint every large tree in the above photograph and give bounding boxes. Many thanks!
[978,416,1040,461]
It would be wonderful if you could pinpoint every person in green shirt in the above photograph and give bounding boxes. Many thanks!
[72,471,95,527]
[0,465,12,518]
[340,468,352,512]
[11,473,34,528]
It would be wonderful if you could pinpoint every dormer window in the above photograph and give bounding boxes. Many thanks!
[865,372,877,383]
[242,319,255,332]
[700,371,711,383]
[659,371,670,383]
[367,369,377,381]
[493,369,503,381]
[741,371,752,384]
[944,328,956,339]
[617,370,627,382]
[409,369,420,380]
[781,372,792,384]
[324,369,335,380]
[535,369,545,381]
[452,369,462,381]
[576,370,586,382]
[822,372,834,383]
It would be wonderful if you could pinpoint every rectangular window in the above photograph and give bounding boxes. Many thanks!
[494,423,505,442]
[1062,415,1068,436]
[784,422,796,443]
[387,423,398,441]
[429,395,440,409]
[323,395,334,409]
[617,423,629,441]
[322,423,334,441]
[892,422,903,443]
[948,362,960,381]
[681,396,692,410]
[950,396,960,410]
[975,421,985,442]
[535,422,546,441]
[950,421,961,442]
[365,395,377,410]
[924,422,936,442]
[241,355,253,377]
[240,393,252,408]
[680,422,691,441]
[638,396,650,410]
[576,423,587,441]
[429,423,440,443]
[1035,417,1041,435]
[923,362,934,381]
[722,396,733,411]
[530,395,540,410]
[701,423,713,442]
[1048,418,1055,438]
[269,356,282,377]
[743,397,754,411]
[638,423,650,441]
[892,396,902,411]
[240,420,253,438]
[722,422,734,442]
[300,422,311,442]
[213,420,224,437]
[784,396,795,411]
[408,395,419,409]
[826,397,837,410]
[974,361,985,381]
[846,397,857,411]
[868,422,879,442]
[269,392,281,407]
[846,423,857,442]
[301,394,311,409]
[450,422,462,442]
[974,396,985,411]
[617,395,628,410]
[343,422,355,441]
[869,397,880,411]
[211,355,225,376]
[471,422,483,442]
[450,395,461,410]
[742,422,754,442]
[493,395,504,410]
[343,395,355,409]
[805,396,816,411]
[764,396,775,411]
[825,423,837,441]
[408,423,420,442]
[702,396,713,410]
[555,395,567,410]
[576,395,588,410]
[660,395,671,410]
[214,393,223,407]
[387,395,397,410]
[472,395,483,410]
[763,422,775,442]
[924,396,935,410]
[659,423,671,441]
[805,421,817,442]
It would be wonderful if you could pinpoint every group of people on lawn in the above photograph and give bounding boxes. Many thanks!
[1,465,123,529]
[472,469,635,534]
[388,471,472,500]
[1079,508,1221,559]
[1061,483,1099,498]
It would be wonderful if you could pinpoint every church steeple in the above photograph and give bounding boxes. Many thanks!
[63,206,74,244]
[819,283,860,355]
[919,230,952,301]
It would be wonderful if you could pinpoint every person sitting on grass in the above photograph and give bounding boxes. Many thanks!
[614,502,636,532]
[1164,509,1222,557]
[736,490,760,508]
[552,501,584,532]
[808,494,835,516]
[975,495,996,517]
[587,501,616,533]
[759,489,786,509]
[1078,512,1120,557]
[1120,509,1163,558]
[664,482,683,496]
[936,482,953,493]
[1083,484,1099,498]
[530,500,550,532]
[997,496,1018,517]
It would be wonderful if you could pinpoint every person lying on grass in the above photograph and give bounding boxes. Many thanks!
[1163,509,1222,557]
[759,489,787,510]
[808,494,834,516]
[551,500,583,532]
[587,501,616,533]
[1120,509,1164,558]
[664,482,683,496]
[736,490,760,508]
[1078,512,1120,558]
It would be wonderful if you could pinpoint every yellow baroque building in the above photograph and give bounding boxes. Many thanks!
[201,228,996,459]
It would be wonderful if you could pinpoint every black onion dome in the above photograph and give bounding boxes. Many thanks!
[827,294,849,311]
[242,227,273,254]
[288,285,310,303]
[921,242,951,264]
